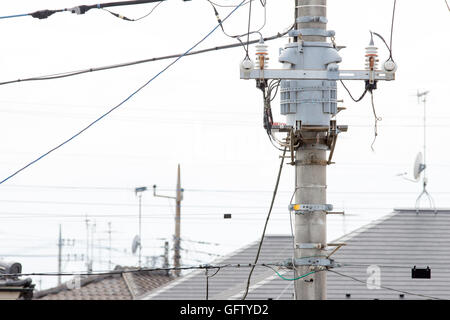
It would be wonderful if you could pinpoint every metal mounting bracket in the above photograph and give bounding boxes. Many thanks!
[294,257,336,268]
[289,203,333,214]
[280,257,338,269]
[240,69,395,81]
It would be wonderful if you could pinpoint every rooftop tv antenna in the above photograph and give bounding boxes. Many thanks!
[415,90,436,213]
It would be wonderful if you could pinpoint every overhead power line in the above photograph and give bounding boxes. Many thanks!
[0,0,247,186]
[328,269,445,301]
[242,147,287,300]
[0,29,291,87]
[0,0,167,20]
[102,1,164,21]
[0,262,279,277]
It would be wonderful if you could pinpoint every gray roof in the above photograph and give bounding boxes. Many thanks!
[142,209,450,300]
[35,266,173,300]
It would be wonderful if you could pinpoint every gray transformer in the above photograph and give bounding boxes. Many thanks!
[279,40,341,127]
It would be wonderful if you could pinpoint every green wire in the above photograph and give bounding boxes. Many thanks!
[274,270,316,281]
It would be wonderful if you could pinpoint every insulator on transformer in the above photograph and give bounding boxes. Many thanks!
[255,38,269,70]
[365,33,379,71]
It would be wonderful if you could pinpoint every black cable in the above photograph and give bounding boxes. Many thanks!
[328,269,445,300]
[242,146,287,300]
[0,262,276,278]
[207,0,267,58]
[371,32,393,61]
[205,267,221,300]
[339,80,368,103]
[390,0,397,59]
[102,1,164,21]
[0,28,291,87]
[245,0,253,58]
[0,0,248,186]
[2,0,165,20]
[369,91,382,152]
[73,0,165,15]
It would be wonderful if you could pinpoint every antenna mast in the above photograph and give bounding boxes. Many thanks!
[415,90,436,212]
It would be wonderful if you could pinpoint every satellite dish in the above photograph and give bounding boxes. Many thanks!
[413,152,425,181]
[131,235,141,255]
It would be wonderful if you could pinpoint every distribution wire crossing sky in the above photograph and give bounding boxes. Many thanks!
[0,0,247,185]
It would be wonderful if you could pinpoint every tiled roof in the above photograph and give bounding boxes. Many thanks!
[142,209,450,300]
[35,267,172,300]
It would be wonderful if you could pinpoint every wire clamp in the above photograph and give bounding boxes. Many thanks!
[281,257,338,269]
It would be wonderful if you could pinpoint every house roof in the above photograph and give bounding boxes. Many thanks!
[34,266,173,300]
[142,209,450,300]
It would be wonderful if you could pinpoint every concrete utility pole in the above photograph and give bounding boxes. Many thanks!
[108,222,112,270]
[134,186,148,268]
[240,0,396,300]
[57,224,62,286]
[290,0,330,300]
[153,164,184,277]
[163,241,170,269]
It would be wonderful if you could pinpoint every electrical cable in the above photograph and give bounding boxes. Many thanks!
[389,0,397,58]
[0,262,278,278]
[207,0,267,58]
[263,264,316,281]
[328,269,445,300]
[339,80,367,103]
[102,0,164,21]
[0,0,165,20]
[370,0,396,62]
[369,91,382,152]
[205,266,221,300]
[446,0,450,11]
[0,0,247,186]
[0,28,291,87]
[245,0,253,58]
[241,146,287,300]
[207,0,250,7]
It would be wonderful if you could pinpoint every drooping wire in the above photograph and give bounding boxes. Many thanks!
[207,0,266,58]
[446,0,450,11]
[242,146,287,300]
[0,28,291,87]
[102,1,164,21]
[328,269,445,300]
[207,0,250,8]
[339,80,367,103]
[263,264,317,281]
[371,0,397,62]
[0,0,248,186]
[0,0,165,20]
[369,91,382,152]
[205,266,221,300]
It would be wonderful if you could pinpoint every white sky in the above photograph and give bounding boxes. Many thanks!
[0,0,449,290]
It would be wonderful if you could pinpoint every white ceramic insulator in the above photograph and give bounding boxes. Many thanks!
[365,45,379,70]
[255,43,269,69]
